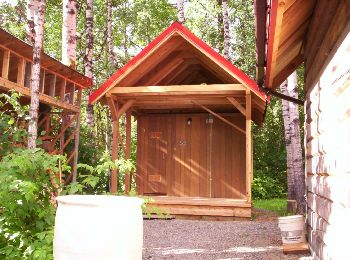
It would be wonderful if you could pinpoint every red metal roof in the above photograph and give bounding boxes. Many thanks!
[89,21,267,104]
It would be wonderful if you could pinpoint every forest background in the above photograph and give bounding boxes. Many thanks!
[0,0,305,201]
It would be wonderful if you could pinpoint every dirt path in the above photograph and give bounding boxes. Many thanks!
[143,209,310,260]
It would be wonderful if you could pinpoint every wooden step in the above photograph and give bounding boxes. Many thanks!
[282,242,309,254]
[144,196,251,218]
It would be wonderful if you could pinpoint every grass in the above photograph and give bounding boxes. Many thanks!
[253,198,289,216]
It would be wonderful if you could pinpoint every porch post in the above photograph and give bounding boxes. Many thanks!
[124,110,132,193]
[107,97,119,193]
[245,90,252,203]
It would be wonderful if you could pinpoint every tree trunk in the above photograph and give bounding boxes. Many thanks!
[222,0,230,60]
[107,0,118,68]
[281,71,305,214]
[26,0,38,45]
[177,0,184,24]
[85,0,94,127]
[216,0,224,53]
[28,0,46,150]
[62,0,77,68]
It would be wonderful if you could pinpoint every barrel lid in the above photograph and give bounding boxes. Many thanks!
[56,195,144,207]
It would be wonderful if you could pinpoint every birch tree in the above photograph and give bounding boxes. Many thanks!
[26,0,38,45]
[27,0,46,149]
[222,0,230,60]
[85,0,94,127]
[107,0,118,68]
[281,71,305,214]
[62,0,77,68]
[177,0,184,24]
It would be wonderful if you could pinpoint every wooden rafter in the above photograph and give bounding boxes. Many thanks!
[191,100,245,134]
[227,96,246,116]
[107,84,245,97]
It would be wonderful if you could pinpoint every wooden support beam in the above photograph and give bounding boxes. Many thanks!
[124,110,132,193]
[191,100,246,134]
[2,50,10,79]
[245,90,252,203]
[116,99,136,119]
[0,77,79,112]
[111,118,119,193]
[72,90,82,182]
[107,97,118,121]
[227,96,246,116]
[60,79,66,102]
[49,74,56,97]
[51,113,78,148]
[17,58,26,86]
[40,70,46,93]
[107,84,245,97]
[61,128,78,153]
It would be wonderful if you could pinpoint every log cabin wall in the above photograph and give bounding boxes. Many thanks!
[303,2,350,259]
[136,113,246,199]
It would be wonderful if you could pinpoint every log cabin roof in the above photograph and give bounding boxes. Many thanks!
[255,0,317,89]
[0,28,92,89]
[90,21,267,124]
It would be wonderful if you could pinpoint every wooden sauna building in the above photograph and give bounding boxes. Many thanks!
[0,28,92,183]
[90,22,267,218]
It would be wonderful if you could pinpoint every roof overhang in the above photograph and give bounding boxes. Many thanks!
[255,0,317,89]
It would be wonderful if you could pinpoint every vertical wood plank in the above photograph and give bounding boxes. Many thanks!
[49,74,57,97]
[136,117,142,194]
[60,79,67,102]
[246,90,252,203]
[124,110,132,193]
[2,50,10,79]
[17,58,25,86]
[190,116,200,196]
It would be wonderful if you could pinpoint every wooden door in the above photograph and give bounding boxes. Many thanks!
[172,115,210,197]
[142,116,168,194]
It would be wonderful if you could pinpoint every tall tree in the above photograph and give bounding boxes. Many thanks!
[222,0,230,60]
[85,0,94,127]
[26,0,37,45]
[281,71,305,214]
[62,0,77,68]
[27,0,46,149]
[107,0,117,68]
[177,0,184,24]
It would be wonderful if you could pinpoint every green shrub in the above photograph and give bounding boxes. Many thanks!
[252,170,286,199]
[0,148,64,259]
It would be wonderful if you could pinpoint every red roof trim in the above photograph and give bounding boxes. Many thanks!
[89,21,267,104]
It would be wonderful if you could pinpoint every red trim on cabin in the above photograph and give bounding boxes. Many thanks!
[89,21,267,104]
[265,0,277,88]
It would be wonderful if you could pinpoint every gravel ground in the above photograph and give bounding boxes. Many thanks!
[143,217,310,260]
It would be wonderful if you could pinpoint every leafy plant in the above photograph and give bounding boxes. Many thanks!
[0,148,63,259]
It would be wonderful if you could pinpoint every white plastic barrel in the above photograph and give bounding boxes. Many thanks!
[278,215,306,244]
[54,195,144,260]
